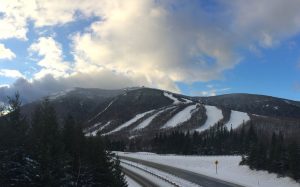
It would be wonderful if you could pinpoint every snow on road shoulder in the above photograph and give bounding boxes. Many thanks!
[164,92,180,104]
[224,110,250,130]
[121,160,199,187]
[105,110,154,135]
[125,175,142,187]
[121,163,174,187]
[118,152,300,187]
[161,104,198,129]
[195,105,223,132]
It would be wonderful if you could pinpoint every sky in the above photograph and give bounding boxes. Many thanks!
[0,0,300,103]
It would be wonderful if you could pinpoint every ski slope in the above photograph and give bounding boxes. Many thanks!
[161,104,198,129]
[105,110,154,135]
[195,105,223,132]
[117,152,300,187]
[88,99,115,122]
[224,110,250,130]
[163,92,180,104]
[133,107,175,130]
[182,98,193,103]
[85,121,112,136]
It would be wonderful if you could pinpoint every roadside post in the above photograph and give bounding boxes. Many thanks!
[215,160,218,174]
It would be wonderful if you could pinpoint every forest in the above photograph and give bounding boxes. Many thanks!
[0,94,127,187]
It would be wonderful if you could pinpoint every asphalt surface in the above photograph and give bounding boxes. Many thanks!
[122,167,160,187]
[120,155,245,187]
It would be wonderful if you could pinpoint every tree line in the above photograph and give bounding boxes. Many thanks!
[0,94,127,186]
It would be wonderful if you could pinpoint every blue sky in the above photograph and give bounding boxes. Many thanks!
[0,0,300,102]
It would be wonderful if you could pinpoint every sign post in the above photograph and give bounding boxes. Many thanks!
[215,160,218,174]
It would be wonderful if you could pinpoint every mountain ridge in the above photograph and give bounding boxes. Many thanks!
[12,87,300,140]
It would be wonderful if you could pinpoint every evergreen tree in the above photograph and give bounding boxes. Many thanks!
[0,93,35,186]
[288,141,300,180]
[29,99,68,186]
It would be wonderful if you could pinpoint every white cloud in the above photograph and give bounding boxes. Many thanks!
[0,44,16,60]
[70,0,239,92]
[0,71,148,103]
[226,0,300,48]
[195,87,231,97]
[28,37,70,79]
[0,84,9,88]
[0,69,24,78]
[1,0,300,98]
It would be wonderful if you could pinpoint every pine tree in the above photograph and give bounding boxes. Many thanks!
[29,98,67,186]
[288,141,300,180]
[0,93,35,186]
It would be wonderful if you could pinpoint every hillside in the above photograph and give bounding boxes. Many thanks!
[16,87,300,140]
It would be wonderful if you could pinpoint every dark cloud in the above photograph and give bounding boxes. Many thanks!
[0,70,144,104]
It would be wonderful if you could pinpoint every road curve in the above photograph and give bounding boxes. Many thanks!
[120,155,245,187]
[122,167,159,187]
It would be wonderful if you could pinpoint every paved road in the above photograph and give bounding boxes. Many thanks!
[122,167,160,187]
[120,155,245,187]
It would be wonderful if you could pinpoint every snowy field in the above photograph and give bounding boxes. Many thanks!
[117,152,300,187]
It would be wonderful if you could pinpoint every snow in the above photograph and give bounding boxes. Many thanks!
[88,99,116,122]
[161,104,198,129]
[195,105,223,132]
[121,159,199,187]
[99,121,112,131]
[133,106,175,130]
[121,162,173,187]
[125,175,142,187]
[105,110,154,135]
[224,110,250,130]
[84,122,101,136]
[182,98,193,103]
[85,121,112,136]
[163,92,180,104]
[117,152,300,187]
[163,92,194,104]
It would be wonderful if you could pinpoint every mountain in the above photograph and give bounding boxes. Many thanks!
[199,93,300,119]
[18,87,300,140]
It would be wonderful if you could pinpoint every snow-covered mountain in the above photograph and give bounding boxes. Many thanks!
[19,87,300,139]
